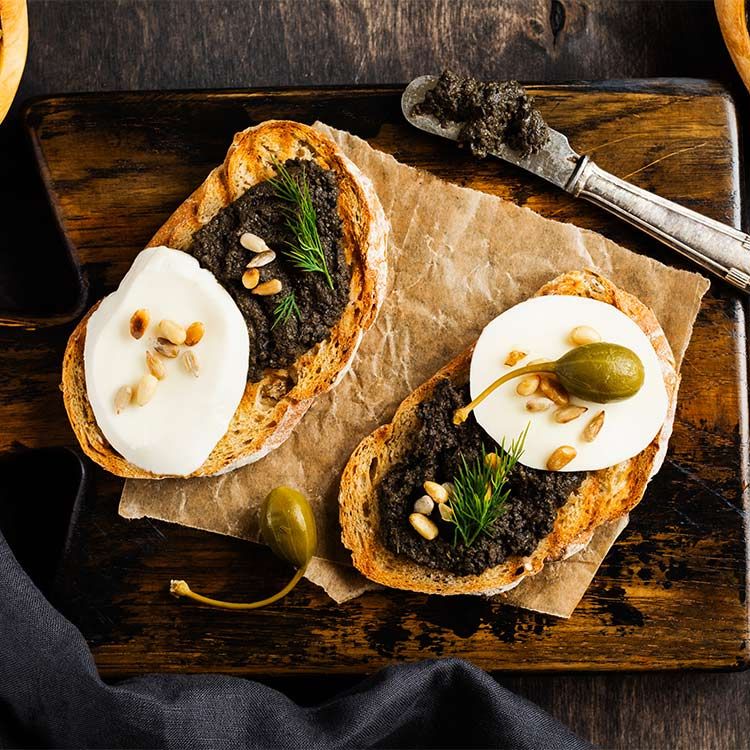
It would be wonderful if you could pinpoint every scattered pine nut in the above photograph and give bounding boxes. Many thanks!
[570,325,601,346]
[504,350,527,367]
[554,404,588,424]
[114,385,133,414]
[441,482,455,498]
[185,321,205,346]
[246,250,276,268]
[135,374,158,406]
[253,279,283,296]
[516,374,540,396]
[182,350,200,378]
[146,350,166,380]
[242,268,260,289]
[582,410,606,442]
[129,309,149,339]
[539,375,569,405]
[424,480,449,504]
[413,495,435,515]
[484,452,500,470]
[547,445,577,471]
[438,503,454,522]
[158,319,187,345]
[154,338,179,358]
[409,513,439,540]
[526,396,554,412]
[239,232,270,254]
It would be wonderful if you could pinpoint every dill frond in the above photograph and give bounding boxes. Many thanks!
[447,427,528,548]
[271,291,301,330]
[268,160,334,289]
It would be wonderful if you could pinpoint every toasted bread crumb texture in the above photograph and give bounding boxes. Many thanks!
[339,270,678,595]
[61,121,389,478]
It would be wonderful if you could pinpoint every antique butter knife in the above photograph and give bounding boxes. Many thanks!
[402,75,750,292]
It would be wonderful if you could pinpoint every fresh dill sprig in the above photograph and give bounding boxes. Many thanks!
[447,427,528,548]
[268,160,334,289]
[271,291,301,330]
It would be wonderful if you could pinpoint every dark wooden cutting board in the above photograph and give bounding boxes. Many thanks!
[14,80,748,676]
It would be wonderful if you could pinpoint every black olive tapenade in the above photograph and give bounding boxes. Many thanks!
[378,379,586,576]
[186,159,351,382]
[413,69,549,158]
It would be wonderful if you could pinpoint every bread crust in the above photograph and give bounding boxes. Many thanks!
[61,121,389,478]
[339,270,678,595]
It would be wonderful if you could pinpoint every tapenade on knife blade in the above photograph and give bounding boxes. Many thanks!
[187,159,351,382]
[378,379,586,577]
[413,69,549,158]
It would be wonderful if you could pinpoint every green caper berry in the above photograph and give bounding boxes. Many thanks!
[454,341,645,424]
[169,487,317,610]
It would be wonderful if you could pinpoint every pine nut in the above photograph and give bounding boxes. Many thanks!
[154,338,179,358]
[438,503,454,522]
[114,385,133,414]
[526,396,554,412]
[242,268,260,289]
[570,325,601,346]
[240,232,270,254]
[484,452,500,470]
[182,350,200,378]
[129,309,149,340]
[409,513,439,540]
[547,445,577,471]
[413,495,434,515]
[539,375,569,405]
[246,250,276,268]
[516,374,540,396]
[185,321,205,346]
[504,350,526,367]
[583,410,606,442]
[424,480,449,504]
[442,482,455,499]
[135,374,158,406]
[158,319,187,345]
[253,279,283,296]
[146,350,166,380]
[554,404,588,424]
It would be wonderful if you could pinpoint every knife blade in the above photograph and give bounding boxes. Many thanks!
[400,75,750,292]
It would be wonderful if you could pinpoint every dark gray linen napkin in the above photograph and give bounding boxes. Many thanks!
[0,523,589,749]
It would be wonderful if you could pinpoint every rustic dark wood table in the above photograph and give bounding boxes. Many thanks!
[3,1,749,748]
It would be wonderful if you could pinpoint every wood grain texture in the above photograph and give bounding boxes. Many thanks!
[4,2,750,748]
[22,82,749,681]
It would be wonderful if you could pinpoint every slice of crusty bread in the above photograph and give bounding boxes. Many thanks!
[339,270,678,595]
[62,120,389,478]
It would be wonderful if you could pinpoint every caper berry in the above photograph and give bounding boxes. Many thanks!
[555,342,644,403]
[169,487,318,610]
[260,486,318,568]
[454,341,645,424]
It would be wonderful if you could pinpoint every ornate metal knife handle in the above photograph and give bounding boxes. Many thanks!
[567,156,750,291]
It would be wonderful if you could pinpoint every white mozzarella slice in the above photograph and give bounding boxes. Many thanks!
[84,246,249,476]
[469,295,669,471]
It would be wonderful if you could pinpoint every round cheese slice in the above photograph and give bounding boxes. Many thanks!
[84,246,249,476]
[469,295,669,472]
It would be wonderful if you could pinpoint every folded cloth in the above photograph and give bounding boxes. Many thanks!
[0,529,588,749]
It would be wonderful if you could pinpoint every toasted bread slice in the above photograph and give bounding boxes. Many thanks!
[62,120,389,478]
[339,270,677,595]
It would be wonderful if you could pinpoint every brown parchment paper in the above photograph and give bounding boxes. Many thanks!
[119,123,710,618]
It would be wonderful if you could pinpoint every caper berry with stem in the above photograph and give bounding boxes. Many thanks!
[454,342,644,424]
[169,487,317,610]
